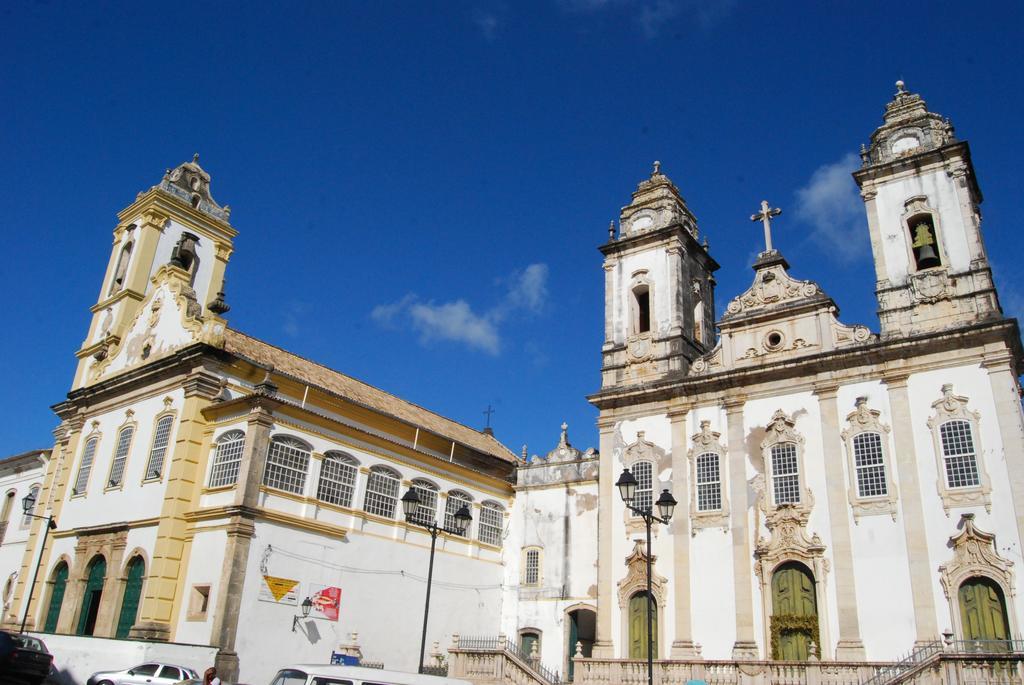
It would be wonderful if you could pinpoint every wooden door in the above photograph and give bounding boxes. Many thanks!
[43,562,68,632]
[628,593,657,659]
[116,556,145,638]
[77,557,106,636]
[771,563,818,660]
[960,577,1009,643]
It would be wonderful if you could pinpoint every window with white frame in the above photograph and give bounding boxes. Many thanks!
[523,547,541,586]
[770,443,800,505]
[107,425,135,487]
[840,396,897,521]
[74,437,99,495]
[444,490,472,536]
[262,436,312,495]
[632,460,653,512]
[145,415,174,480]
[940,420,980,489]
[21,485,40,527]
[363,466,400,518]
[927,384,990,514]
[317,452,358,507]
[688,420,730,531]
[852,432,888,497]
[478,501,504,546]
[208,430,245,488]
[410,479,439,525]
[695,452,722,511]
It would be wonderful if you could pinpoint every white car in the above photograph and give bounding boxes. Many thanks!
[87,663,200,685]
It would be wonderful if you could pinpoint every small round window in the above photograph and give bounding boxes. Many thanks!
[765,331,784,350]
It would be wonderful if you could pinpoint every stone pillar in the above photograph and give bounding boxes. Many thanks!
[131,371,219,640]
[94,536,128,637]
[884,373,939,645]
[668,406,698,657]
[592,420,617,657]
[725,398,759,659]
[814,384,866,660]
[666,247,683,336]
[982,353,1024,555]
[236,398,277,508]
[603,260,617,346]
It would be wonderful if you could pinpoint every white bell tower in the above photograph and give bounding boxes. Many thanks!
[854,82,1001,338]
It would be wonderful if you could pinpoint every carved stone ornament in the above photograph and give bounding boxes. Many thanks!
[840,397,898,522]
[725,264,819,316]
[754,505,827,581]
[616,540,668,609]
[626,334,653,364]
[910,269,950,305]
[939,514,1014,600]
[623,431,664,468]
[927,384,991,514]
[688,420,730,533]
[862,82,957,166]
[158,154,231,221]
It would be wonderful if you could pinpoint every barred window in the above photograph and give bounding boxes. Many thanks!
[317,451,358,507]
[410,479,439,525]
[364,466,401,518]
[695,452,722,511]
[523,548,541,586]
[107,426,135,487]
[74,437,99,495]
[444,490,472,536]
[478,501,504,546]
[208,430,245,488]
[940,420,980,489]
[145,416,174,480]
[632,460,653,513]
[262,436,312,495]
[852,432,887,498]
[771,443,801,505]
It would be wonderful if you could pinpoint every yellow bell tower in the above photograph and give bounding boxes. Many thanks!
[73,156,237,388]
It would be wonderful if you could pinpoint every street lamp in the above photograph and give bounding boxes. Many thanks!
[402,487,472,674]
[615,468,676,685]
[19,489,57,634]
[293,596,313,631]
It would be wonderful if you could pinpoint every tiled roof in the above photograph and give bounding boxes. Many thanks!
[222,329,517,464]
[0,449,49,469]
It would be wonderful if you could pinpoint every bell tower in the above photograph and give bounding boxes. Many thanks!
[72,156,237,388]
[853,82,1001,338]
[599,162,718,388]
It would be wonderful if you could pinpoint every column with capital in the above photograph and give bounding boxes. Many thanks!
[592,420,618,657]
[725,398,759,659]
[669,406,699,657]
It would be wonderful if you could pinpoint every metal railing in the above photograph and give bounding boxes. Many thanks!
[863,639,1024,685]
[453,634,561,685]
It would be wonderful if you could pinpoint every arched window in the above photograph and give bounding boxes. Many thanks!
[770,443,801,505]
[77,556,106,636]
[21,485,40,527]
[262,436,312,495]
[959,576,1010,643]
[444,490,472,536]
[208,430,245,488]
[940,420,980,489]
[43,561,69,633]
[73,437,99,495]
[770,562,818,660]
[519,630,541,658]
[693,300,703,343]
[478,501,504,546]
[633,285,651,334]
[116,556,145,638]
[632,461,653,513]
[363,466,400,519]
[317,452,359,508]
[1,490,15,524]
[628,591,657,659]
[107,425,135,487]
[410,479,439,525]
[145,415,175,481]
[109,238,134,295]
[523,547,542,586]
[908,213,941,270]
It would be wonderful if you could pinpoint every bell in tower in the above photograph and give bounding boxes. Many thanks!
[599,162,718,389]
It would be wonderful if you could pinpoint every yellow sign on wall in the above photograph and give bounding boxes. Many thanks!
[259,575,299,605]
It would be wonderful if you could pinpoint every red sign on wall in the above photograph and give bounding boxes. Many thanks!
[310,585,342,621]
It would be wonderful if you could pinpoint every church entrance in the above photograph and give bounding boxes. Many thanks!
[567,607,595,680]
[628,591,657,659]
[770,562,819,660]
[959,576,1010,645]
[77,556,106,636]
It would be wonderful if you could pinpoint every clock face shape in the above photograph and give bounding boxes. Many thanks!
[891,134,921,155]
[631,214,653,233]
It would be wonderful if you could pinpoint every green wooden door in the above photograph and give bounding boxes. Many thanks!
[771,563,818,660]
[43,562,68,633]
[116,557,145,638]
[77,557,106,636]
[628,593,657,659]
[960,577,1009,643]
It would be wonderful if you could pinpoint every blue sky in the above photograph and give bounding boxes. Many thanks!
[2,1,1022,458]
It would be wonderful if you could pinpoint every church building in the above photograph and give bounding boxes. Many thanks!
[4,81,1023,685]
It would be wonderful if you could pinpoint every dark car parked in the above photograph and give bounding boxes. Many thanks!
[0,631,54,685]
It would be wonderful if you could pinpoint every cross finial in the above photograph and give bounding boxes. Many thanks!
[750,200,782,253]
[192,153,200,164]
[483,404,495,428]
[652,160,661,176]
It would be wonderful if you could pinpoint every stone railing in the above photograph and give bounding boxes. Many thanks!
[449,634,560,685]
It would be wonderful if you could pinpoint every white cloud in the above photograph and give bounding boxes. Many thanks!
[636,0,681,38]
[282,301,311,337]
[372,263,549,355]
[794,152,869,263]
[473,8,502,41]
[560,0,735,37]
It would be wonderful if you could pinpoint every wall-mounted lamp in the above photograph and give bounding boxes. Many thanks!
[292,596,313,631]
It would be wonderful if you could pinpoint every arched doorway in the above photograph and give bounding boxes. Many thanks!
[771,562,819,660]
[77,556,106,636]
[116,556,145,638]
[959,576,1010,644]
[567,607,595,681]
[43,562,69,632]
[628,591,657,659]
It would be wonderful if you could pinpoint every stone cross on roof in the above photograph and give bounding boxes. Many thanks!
[750,200,782,253]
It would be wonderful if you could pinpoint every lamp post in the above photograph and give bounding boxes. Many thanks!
[615,468,676,685]
[401,488,472,674]
[19,489,57,634]
[292,596,313,631]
